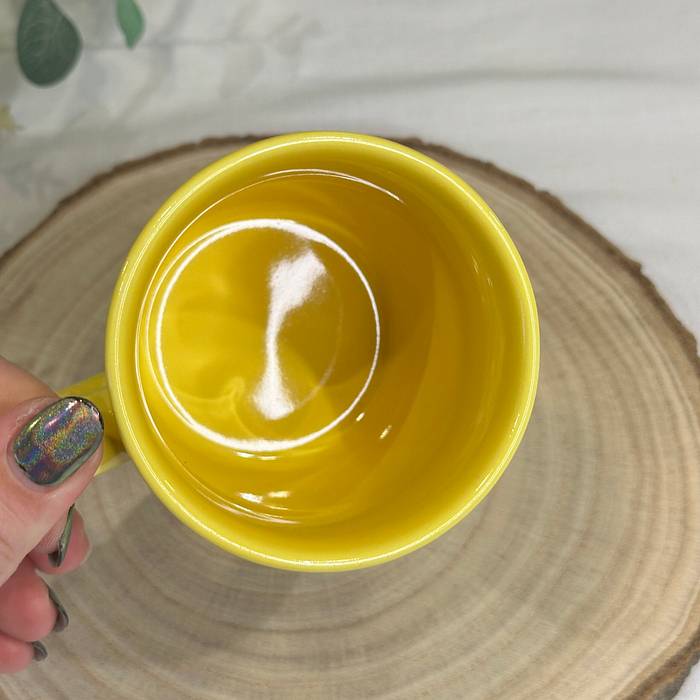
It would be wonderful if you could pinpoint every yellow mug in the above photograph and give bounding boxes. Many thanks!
[62,133,539,571]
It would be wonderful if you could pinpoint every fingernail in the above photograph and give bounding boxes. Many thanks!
[83,532,93,563]
[30,640,48,662]
[12,397,103,486]
[46,583,69,633]
[48,505,74,568]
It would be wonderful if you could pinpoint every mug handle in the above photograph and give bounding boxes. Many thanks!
[59,374,130,475]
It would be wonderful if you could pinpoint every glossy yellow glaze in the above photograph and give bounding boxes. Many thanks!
[59,374,129,474]
[100,133,538,570]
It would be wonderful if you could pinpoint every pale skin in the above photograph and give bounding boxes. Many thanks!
[0,357,101,673]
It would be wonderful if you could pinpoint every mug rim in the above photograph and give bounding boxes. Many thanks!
[105,132,540,571]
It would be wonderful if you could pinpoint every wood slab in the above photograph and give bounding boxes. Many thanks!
[0,138,699,700]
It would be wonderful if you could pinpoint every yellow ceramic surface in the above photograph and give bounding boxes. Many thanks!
[66,133,539,571]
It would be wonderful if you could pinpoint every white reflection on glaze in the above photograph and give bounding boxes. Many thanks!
[240,492,264,504]
[253,250,327,420]
[154,218,380,453]
[267,491,290,499]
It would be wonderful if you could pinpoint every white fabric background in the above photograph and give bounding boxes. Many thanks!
[1,0,699,695]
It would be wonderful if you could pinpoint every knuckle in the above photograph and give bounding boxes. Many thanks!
[0,640,33,674]
[0,531,21,587]
[15,585,54,642]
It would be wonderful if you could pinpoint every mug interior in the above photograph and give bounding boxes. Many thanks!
[107,133,539,570]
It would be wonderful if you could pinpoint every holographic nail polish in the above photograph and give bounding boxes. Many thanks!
[46,583,69,633]
[12,397,103,486]
[48,504,75,569]
[30,640,48,662]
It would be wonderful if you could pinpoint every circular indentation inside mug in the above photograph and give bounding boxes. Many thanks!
[149,218,380,452]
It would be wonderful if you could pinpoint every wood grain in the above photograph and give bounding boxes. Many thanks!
[0,138,699,699]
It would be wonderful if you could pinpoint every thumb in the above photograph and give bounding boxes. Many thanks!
[0,397,103,585]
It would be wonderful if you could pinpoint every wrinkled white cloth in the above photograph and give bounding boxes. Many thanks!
[1,1,699,695]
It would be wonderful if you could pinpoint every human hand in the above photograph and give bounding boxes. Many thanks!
[0,357,103,672]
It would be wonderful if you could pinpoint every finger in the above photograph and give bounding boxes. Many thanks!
[30,504,86,568]
[0,396,103,586]
[31,510,91,575]
[0,558,57,642]
[0,630,38,674]
[0,357,53,415]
